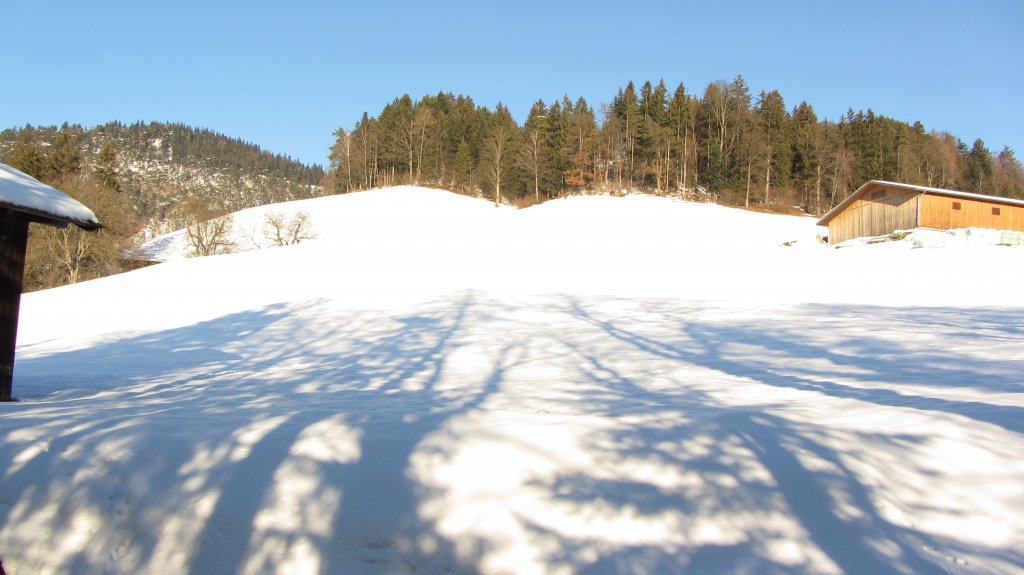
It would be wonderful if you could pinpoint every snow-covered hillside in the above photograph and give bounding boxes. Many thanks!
[0,122,323,225]
[3,187,1023,574]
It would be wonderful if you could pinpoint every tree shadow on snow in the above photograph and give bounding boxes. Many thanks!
[3,294,1022,574]
[520,298,1024,574]
[2,292,511,575]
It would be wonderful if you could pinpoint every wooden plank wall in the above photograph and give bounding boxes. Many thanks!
[827,186,919,243]
[919,194,1024,232]
[1,211,30,401]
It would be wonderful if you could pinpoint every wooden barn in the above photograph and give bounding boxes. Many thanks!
[817,180,1024,244]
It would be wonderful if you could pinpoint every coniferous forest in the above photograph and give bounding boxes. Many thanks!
[324,77,1024,211]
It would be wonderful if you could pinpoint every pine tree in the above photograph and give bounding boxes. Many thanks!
[700,81,732,193]
[49,128,82,181]
[562,96,597,191]
[635,81,656,187]
[735,103,763,207]
[446,95,486,190]
[5,131,48,180]
[967,139,995,194]
[541,99,566,195]
[453,139,473,192]
[637,80,670,190]
[790,101,821,210]
[379,94,416,183]
[994,147,1024,199]
[93,142,122,193]
[726,75,753,192]
[612,82,641,185]
[840,111,875,189]
[755,90,791,205]
[667,83,695,191]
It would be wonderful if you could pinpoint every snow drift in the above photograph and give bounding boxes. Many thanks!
[3,187,1023,575]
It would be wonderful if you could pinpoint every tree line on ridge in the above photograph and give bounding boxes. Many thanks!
[324,77,1024,211]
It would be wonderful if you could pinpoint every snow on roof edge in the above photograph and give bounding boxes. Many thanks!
[0,163,101,229]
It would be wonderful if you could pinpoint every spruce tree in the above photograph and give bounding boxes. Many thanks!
[613,82,640,185]
[49,129,82,181]
[5,132,48,180]
[790,101,820,209]
[968,139,994,194]
[755,90,791,205]
[700,81,729,192]
[454,139,473,192]
[563,96,597,191]
[994,147,1024,199]
[667,83,694,191]
[93,142,122,193]
[541,100,567,195]
[726,76,753,192]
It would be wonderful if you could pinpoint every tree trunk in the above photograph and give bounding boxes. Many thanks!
[345,140,352,192]
[831,161,840,207]
[682,135,689,191]
[745,158,753,207]
[415,126,426,185]
[408,147,414,185]
[815,164,822,214]
[764,145,773,205]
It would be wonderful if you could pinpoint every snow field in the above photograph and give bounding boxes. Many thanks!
[3,187,1024,574]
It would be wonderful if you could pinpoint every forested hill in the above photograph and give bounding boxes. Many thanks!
[325,78,1024,212]
[0,121,324,222]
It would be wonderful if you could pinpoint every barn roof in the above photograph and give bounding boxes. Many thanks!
[817,180,1024,226]
[0,163,100,230]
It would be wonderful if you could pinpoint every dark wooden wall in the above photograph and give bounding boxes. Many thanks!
[1,210,30,401]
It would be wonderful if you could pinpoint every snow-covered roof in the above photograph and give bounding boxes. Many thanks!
[817,180,1024,226]
[0,163,100,230]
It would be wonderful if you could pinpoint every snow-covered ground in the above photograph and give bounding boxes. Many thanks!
[3,187,1023,574]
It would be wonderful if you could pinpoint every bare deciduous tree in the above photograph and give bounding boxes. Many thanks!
[520,125,542,204]
[484,127,513,207]
[263,211,316,246]
[412,105,435,185]
[173,196,235,257]
[26,175,132,289]
[483,104,517,207]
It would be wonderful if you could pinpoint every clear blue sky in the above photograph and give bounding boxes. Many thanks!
[3,0,1021,168]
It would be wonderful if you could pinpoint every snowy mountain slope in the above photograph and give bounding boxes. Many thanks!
[3,188,1024,575]
[1,122,323,224]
